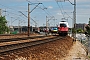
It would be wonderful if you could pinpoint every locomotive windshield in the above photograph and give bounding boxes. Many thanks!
[60,24,67,27]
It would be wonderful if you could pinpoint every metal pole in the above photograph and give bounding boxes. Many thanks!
[72,11,74,37]
[46,16,48,35]
[30,3,42,13]
[73,0,76,40]
[28,3,30,36]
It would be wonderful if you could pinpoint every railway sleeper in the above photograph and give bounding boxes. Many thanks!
[0,36,62,54]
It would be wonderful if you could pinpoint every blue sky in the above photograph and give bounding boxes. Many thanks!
[0,0,90,28]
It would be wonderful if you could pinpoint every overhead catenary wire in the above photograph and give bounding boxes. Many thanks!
[35,0,57,22]
[55,0,73,20]
[55,0,65,18]
[0,4,27,23]
[0,3,37,26]
[26,0,57,26]
[26,0,50,16]
[0,4,24,17]
[60,2,73,20]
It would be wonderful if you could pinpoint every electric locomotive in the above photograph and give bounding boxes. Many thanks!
[58,21,69,36]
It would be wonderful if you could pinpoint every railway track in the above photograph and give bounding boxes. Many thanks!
[0,35,51,42]
[0,35,64,54]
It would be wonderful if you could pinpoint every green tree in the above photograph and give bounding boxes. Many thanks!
[76,28,83,33]
[72,28,76,33]
[0,16,9,34]
[85,24,90,35]
[85,20,90,35]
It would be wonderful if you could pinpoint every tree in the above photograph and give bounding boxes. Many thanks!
[72,28,76,33]
[0,16,9,34]
[85,20,90,35]
[76,28,83,33]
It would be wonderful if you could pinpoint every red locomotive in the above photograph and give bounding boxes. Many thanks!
[58,21,69,36]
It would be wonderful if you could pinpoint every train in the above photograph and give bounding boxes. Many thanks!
[57,21,69,36]
[50,27,58,35]
[34,21,69,36]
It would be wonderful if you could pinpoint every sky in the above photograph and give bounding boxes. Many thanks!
[0,0,90,28]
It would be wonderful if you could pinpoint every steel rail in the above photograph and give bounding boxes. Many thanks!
[0,36,63,54]
[0,35,52,43]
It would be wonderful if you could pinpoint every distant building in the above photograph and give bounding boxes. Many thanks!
[76,23,86,31]
[13,26,33,33]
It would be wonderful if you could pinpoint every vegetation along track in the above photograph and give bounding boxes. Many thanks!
[0,35,64,54]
